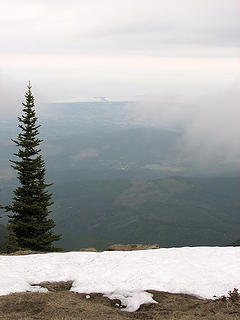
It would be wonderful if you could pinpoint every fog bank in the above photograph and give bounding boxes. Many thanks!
[126,84,240,168]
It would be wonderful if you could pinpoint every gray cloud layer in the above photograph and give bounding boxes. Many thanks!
[126,84,240,168]
[0,0,239,55]
[0,0,239,123]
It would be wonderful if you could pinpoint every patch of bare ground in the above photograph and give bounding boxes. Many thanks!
[106,243,160,251]
[31,281,74,292]
[78,248,98,252]
[0,282,239,320]
[0,250,45,256]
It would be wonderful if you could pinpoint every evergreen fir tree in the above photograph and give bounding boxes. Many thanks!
[5,83,61,251]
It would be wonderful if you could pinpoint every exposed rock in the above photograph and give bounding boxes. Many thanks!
[106,244,160,251]
[79,247,98,252]
[1,250,43,255]
[33,281,73,292]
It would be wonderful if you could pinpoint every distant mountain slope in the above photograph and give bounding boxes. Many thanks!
[1,125,240,183]
[0,127,185,182]
[52,176,240,250]
[45,127,182,181]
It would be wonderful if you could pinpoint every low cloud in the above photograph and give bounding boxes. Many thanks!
[0,0,239,55]
[125,84,240,169]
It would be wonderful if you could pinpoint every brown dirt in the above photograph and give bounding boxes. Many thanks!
[0,243,160,255]
[78,248,98,252]
[31,281,74,292]
[0,250,45,255]
[0,282,239,320]
[106,243,160,251]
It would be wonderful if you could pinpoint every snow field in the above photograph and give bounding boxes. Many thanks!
[1,247,240,311]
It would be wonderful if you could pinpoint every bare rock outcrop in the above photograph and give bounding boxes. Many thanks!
[106,243,160,251]
[79,247,98,252]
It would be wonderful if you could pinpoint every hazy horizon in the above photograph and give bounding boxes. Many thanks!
[0,0,239,176]
[0,0,239,102]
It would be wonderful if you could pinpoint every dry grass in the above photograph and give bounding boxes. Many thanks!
[0,282,239,320]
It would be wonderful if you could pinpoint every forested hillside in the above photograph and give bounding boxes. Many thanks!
[1,173,239,251]
[1,119,239,251]
[50,176,240,250]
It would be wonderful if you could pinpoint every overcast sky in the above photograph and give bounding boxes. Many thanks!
[0,0,239,102]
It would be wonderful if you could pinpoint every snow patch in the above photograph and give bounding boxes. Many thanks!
[1,247,240,312]
[105,290,157,312]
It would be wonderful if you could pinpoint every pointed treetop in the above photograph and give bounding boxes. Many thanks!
[28,81,32,90]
